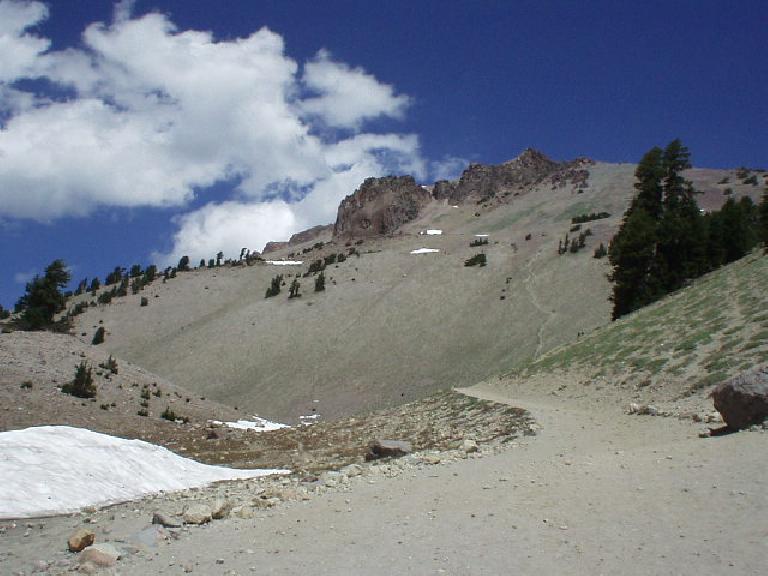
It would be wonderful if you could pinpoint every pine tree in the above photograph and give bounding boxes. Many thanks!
[632,146,664,219]
[608,209,659,319]
[719,196,758,264]
[92,326,105,345]
[759,186,768,251]
[265,274,283,298]
[314,271,326,292]
[288,278,301,298]
[17,259,71,330]
[653,140,706,293]
[105,266,124,285]
[702,211,725,270]
[62,361,96,398]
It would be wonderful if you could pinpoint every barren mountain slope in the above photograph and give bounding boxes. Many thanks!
[0,331,243,439]
[68,162,763,423]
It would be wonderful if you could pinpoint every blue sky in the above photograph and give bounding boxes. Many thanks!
[1,0,766,309]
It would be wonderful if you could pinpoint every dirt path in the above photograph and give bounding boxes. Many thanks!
[3,381,765,575]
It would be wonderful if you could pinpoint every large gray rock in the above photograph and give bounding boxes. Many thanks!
[183,504,212,525]
[365,439,412,461]
[79,543,120,567]
[710,365,768,429]
[152,511,181,528]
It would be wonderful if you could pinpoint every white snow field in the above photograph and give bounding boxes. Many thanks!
[0,426,288,519]
[410,248,440,254]
[209,415,288,431]
[265,260,303,266]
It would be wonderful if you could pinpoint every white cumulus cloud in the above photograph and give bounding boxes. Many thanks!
[300,49,411,129]
[0,0,423,260]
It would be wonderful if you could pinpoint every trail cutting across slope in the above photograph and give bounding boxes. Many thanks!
[523,245,557,360]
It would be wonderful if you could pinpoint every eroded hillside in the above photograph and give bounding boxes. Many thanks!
[67,155,764,423]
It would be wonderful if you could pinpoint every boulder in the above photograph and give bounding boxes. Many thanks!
[79,543,120,567]
[211,499,233,520]
[710,365,768,429]
[365,439,412,461]
[462,439,479,453]
[67,528,95,552]
[183,504,212,525]
[233,505,255,519]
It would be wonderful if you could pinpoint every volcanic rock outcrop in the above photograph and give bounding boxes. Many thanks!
[433,148,561,204]
[333,175,431,239]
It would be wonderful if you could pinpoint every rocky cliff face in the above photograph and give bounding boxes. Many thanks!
[269,149,575,245]
[434,148,561,204]
[333,176,432,239]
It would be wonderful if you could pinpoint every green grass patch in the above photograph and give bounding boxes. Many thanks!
[480,203,543,233]
[673,330,713,353]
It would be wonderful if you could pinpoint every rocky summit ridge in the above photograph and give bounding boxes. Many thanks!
[331,148,571,241]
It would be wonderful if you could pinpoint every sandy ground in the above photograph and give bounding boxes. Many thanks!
[3,379,765,575]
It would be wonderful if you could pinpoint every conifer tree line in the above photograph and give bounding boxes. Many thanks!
[609,139,767,320]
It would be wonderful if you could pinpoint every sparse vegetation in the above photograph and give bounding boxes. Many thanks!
[265,274,283,298]
[523,252,767,396]
[161,405,188,423]
[288,278,301,298]
[14,259,71,331]
[98,355,118,374]
[62,361,96,399]
[572,211,610,224]
[92,326,105,345]
[307,259,325,274]
[593,242,608,259]
[315,271,326,292]
[469,237,488,247]
[464,253,487,267]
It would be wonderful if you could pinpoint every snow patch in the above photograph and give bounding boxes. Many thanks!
[266,260,303,266]
[410,248,440,254]
[209,416,288,431]
[474,234,489,237]
[426,229,442,235]
[0,426,288,519]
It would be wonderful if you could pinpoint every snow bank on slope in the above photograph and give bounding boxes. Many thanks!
[266,260,303,266]
[410,248,440,254]
[210,415,288,431]
[0,426,287,519]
